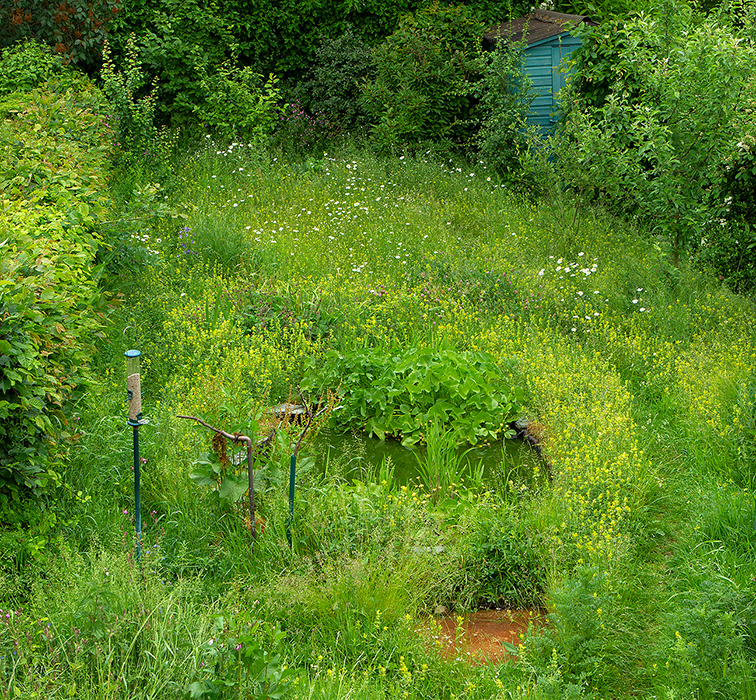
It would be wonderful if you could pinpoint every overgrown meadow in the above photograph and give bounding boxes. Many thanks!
[4,90,756,700]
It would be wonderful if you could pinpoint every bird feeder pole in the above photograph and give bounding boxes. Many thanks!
[126,349,147,563]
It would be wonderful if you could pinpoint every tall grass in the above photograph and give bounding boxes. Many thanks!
[4,139,756,699]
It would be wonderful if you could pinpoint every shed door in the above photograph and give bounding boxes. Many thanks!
[523,45,554,133]
[523,34,583,133]
[551,46,568,98]
[550,46,567,126]
[550,35,582,125]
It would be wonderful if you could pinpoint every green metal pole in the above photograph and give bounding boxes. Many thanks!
[286,394,322,549]
[287,453,296,548]
[126,349,144,564]
[132,423,142,563]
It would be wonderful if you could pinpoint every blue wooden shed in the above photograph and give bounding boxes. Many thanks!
[483,10,596,134]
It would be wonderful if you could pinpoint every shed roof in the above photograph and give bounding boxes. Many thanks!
[483,9,597,47]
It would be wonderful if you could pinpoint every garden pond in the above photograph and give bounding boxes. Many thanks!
[311,429,547,491]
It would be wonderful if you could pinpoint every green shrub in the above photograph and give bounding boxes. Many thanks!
[0,0,120,68]
[0,79,111,498]
[557,0,650,21]
[299,26,376,130]
[107,0,236,129]
[100,34,176,179]
[105,0,523,129]
[110,0,526,91]
[662,579,756,699]
[195,61,283,143]
[273,100,343,158]
[1,234,97,494]
[188,613,295,699]
[475,36,532,180]
[698,134,756,294]
[523,566,620,692]
[698,220,756,296]
[0,40,65,96]
[567,17,644,113]
[358,2,486,153]
[720,134,756,229]
[466,505,545,607]
[302,346,523,446]
[558,5,756,265]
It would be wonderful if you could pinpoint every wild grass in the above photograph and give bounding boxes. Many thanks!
[4,139,756,699]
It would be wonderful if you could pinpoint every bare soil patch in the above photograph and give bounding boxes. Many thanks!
[425,608,545,664]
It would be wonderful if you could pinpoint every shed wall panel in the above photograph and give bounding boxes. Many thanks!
[522,32,582,133]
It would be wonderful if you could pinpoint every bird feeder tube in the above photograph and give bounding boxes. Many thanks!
[125,349,147,563]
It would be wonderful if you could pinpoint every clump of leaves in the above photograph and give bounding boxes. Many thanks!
[238,287,343,342]
[195,56,283,142]
[272,100,342,159]
[302,346,523,446]
[188,613,295,700]
[0,40,66,96]
[476,35,533,181]
[465,506,545,608]
[0,81,111,498]
[699,134,756,293]
[0,0,120,67]
[100,34,176,180]
[523,565,620,691]
[659,578,756,699]
[188,411,318,513]
[298,26,375,130]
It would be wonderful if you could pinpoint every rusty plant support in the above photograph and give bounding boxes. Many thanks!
[177,414,257,551]
[180,391,329,552]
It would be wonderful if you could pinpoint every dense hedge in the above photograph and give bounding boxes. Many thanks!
[3,0,534,136]
[358,2,486,152]
[104,0,530,128]
[0,71,113,497]
[109,0,514,76]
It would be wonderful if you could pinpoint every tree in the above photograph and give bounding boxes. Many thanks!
[0,0,121,68]
[558,2,756,266]
[358,2,486,153]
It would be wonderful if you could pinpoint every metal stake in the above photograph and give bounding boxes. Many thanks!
[287,453,296,548]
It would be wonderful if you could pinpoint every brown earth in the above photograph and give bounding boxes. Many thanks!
[424,608,545,664]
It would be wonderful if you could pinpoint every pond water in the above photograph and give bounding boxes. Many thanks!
[309,429,546,490]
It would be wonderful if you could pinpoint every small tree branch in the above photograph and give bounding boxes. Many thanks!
[177,414,252,446]
[292,390,329,457]
[293,391,314,458]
